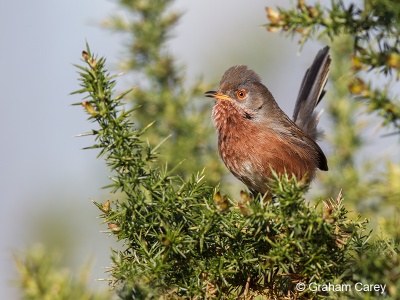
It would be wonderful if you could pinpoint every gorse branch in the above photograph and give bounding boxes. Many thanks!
[265,0,400,130]
[103,0,224,183]
[72,45,155,197]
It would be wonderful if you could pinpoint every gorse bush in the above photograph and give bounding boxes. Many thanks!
[70,46,394,299]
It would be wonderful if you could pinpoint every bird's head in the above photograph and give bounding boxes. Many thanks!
[205,65,278,120]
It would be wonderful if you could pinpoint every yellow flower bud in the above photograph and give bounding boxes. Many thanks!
[81,101,97,116]
[348,77,367,95]
[297,0,306,11]
[82,51,97,68]
[266,7,281,24]
[108,223,121,233]
[351,55,363,71]
[238,202,252,216]
[102,200,110,213]
[266,26,280,32]
[308,6,319,18]
[82,51,89,61]
[214,191,229,212]
[387,52,400,69]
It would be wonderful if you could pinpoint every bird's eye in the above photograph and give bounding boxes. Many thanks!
[236,89,247,100]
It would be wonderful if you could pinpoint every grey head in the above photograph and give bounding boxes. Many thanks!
[205,65,280,119]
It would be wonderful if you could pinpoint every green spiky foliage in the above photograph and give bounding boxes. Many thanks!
[103,0,224,184]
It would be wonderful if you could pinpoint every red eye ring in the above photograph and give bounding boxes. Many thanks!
[236,89,247,100]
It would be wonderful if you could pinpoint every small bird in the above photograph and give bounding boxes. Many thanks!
[205,47,330,195]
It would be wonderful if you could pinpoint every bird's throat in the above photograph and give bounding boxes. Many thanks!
[212,100,252,134]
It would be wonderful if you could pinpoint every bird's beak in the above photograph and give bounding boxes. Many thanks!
[204,90,233,101]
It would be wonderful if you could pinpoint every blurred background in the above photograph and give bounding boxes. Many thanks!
[1,0,398,298]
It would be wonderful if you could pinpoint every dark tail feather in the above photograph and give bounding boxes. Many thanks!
[292,46,331,140]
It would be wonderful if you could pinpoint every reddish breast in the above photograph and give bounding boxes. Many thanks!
[212,100,317,193]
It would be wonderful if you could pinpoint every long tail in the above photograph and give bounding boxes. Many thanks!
[292,46,331,141]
